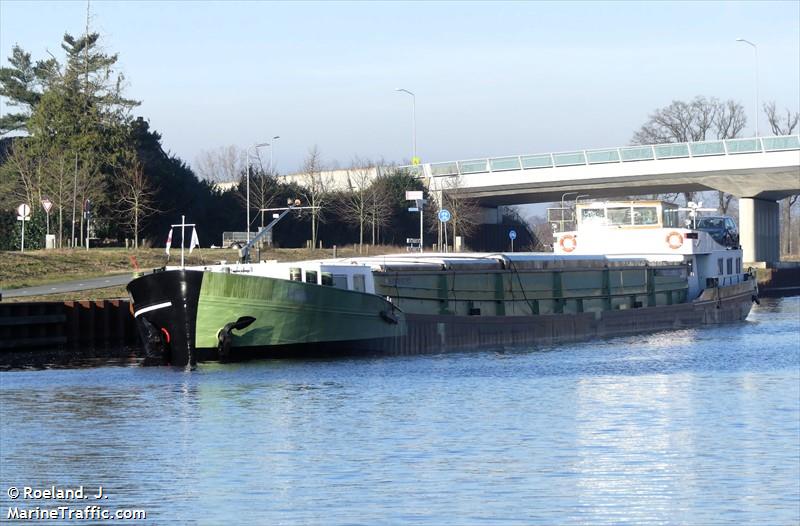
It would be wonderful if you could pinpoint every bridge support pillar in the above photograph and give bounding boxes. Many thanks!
[740,197,779,264]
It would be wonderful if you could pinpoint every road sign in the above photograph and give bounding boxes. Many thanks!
[438,209,451,222]
[17,204,31,253]
[405,190,423,201]
[508,229,517,240]
[41,198,53,214]
[408,207,419,212]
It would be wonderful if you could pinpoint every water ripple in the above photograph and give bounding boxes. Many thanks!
[1,297,798,525]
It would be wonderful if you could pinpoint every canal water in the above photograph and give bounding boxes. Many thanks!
[1,297,798,525]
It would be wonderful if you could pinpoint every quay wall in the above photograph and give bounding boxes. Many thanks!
[755,266,800,296]
[0,300,136,351]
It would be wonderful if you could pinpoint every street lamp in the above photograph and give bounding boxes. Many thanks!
[395,88,417,163]
[736,37,759,137]
[246,142,269,242]
[269,135,280,173]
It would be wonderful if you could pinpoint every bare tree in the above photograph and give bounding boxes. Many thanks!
[42,150,72,247]
[2,140,43,209]
[632,96,725,144]
[764,102,799,136]
[715,100,748,140]
[238,158,279,228]
[298,145,329,249]
[332,157,377,253]
[527,215,555,251]
[117,158,157,248]
[441,174,481,248]
[194,145,243,183]
[367,174,393,245]
[780,195,800,255]
[764,102,799,255]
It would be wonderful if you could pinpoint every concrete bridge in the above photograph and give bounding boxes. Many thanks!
[404,135,800,264]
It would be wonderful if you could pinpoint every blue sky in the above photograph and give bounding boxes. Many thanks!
[1,1,798,174]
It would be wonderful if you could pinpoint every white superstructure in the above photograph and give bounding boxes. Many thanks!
[554,200,747,298]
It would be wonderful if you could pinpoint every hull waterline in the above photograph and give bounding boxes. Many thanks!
[127,269,757,367]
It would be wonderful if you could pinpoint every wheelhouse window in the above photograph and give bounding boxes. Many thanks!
[581,208,605,224]
[353,274,366,292]
[607,207,632,226]
[633,207,658,225]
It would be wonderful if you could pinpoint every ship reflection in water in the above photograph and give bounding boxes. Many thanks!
[1,297,798,525]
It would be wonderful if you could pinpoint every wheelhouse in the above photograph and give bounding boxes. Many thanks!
[576,200,680,229]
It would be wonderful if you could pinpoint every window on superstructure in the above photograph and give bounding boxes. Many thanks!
[727,258,733,275]
[332,275,348,290]
[633,207,659,225]
[663,209,680,228]
[321,272,334,286]
[580,208,605,225]
[736,257,741,272]
[290,268,302,282]
[717,258,723,275]
[305,270,318,284]
[353,274,366,292]
[607,207,632,226]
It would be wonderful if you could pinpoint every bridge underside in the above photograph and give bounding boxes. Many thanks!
[453,167,800,206]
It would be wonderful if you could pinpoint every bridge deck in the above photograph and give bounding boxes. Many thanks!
[403,135,800,178]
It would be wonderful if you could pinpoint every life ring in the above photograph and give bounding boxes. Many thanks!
[666,231,683,249]
[559,234,577,252]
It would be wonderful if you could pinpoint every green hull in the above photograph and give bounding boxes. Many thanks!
[194,272,405,350]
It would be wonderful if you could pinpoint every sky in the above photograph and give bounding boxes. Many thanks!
[1,0,799,176]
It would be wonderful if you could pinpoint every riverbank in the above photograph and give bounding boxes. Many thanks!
[0,245,397,292]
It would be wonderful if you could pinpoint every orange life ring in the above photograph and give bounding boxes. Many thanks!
[666,231,683,249]
[560,234,577,252]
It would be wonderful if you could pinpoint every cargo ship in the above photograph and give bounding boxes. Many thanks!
[127,200,758,367]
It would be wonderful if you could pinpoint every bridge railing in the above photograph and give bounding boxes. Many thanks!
[399,134,800,178]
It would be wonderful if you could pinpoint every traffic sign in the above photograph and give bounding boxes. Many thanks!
[17,203,30,219]
[508,229,517,240]
[438,209,451,222]
[41,198,53,214]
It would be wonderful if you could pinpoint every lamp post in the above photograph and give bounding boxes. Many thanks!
[246,142,269,242]
[736,38,759,137]
[269,135,280,173]
[395,88,417,163]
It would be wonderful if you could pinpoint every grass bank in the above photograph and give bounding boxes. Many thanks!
[0,245,400,291]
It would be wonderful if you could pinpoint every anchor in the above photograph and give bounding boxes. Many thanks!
[217,316,256,361]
